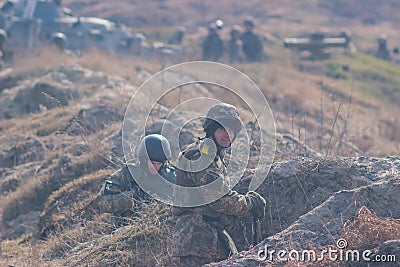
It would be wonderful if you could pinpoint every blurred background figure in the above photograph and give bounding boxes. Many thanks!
[0,0,14,30]
[50,32,67,53]
[168,26,186,45]
[202,23,223,61]
[49,32,77,57]
[0,28,12,69]
[53,0,62,6]
[393,47,400,64]
[375,34,391,61]
[228,25,243,63]
[215,19,224,31]
[241,16,263,62]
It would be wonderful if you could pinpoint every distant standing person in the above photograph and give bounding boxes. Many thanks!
[241,17,263,62]
[228,25,243,63]
[168,26,186,45]
[375,34,391,61]
[0,29,12,69]
[202,23,224,61]
[50,32,68,53]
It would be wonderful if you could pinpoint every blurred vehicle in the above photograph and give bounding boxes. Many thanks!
[0,0,144,53]
[284,31,353,60]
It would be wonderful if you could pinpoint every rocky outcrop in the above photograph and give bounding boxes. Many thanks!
[209,156,400,266]
[0,137,44,168]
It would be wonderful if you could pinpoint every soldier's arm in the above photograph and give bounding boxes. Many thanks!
[207,190,253,216]
[189,168,253,217]
[98,166,132,196]
[91,165,136,213]
[257,35,264,53]
[92,190,136,213]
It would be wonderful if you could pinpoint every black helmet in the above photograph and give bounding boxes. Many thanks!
[138,134,171,164]
[203,103,242,137]
[50,32,67,50]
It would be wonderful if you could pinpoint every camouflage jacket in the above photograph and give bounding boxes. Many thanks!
[228,38,243,63]
[202,34,224,61]
[92,162,175,215]
[241,31,263,62]
[171,140,253,259]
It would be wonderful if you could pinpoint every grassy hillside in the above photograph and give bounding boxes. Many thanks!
[63,0,400,51]
[1,0,400,266]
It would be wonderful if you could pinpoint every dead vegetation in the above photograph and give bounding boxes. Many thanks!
[340,206,400,251]
[1,1,400,266]
[283,206,400,267]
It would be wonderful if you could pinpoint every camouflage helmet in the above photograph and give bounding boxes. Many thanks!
[203,103,242,136]
[208,22,217,31]
[177,26,186,33]
[138,134,171,164]
[50,32,67,50]
[244,16,255,27]
[230,25,241,37]
[0,29,8,45]
[377,34,387,45]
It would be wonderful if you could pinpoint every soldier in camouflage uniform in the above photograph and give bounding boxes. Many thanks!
[0,29,12,69]
[171,103,267,266]
[375,34,391,61]
[202,23,224,61]
[91,134,175,227]
[168,26,186,45]
[241,17,263,62]
[228,25,243,63]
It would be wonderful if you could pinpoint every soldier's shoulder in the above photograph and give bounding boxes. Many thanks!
[116,162,137,174]
[180,142,201,160]
[111,162,140,180]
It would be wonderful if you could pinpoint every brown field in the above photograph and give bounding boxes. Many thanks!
[1,0,400,266]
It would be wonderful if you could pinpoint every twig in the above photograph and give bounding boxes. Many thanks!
[325,102,342,158]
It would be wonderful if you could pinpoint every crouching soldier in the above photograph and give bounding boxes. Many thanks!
[0,29,13,69]
[171,103,266,266]
[90,134,175,227]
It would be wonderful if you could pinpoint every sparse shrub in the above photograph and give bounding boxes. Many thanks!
[38,169,113,238]
[1,153,109,227]
[340,206,400,250]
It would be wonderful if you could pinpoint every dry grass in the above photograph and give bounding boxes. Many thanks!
[340,206,400,250]
[39,203,175,267]
[1,151,108,224]
[39,169,114,238]
[68,203,174,267]
[283,206,400,267]
[62,0,400,53]
[2,1,400,265]
[2,200,175,266]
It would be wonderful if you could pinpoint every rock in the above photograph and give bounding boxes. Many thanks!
[145,118,195,152]
[12,81,78,115]
[2,211,41,239]
[254,156,400,238]
[373,239,400,266]
[210,179,400,266]
[77,106,122,132]
[0,137,44,168]
[58,105,122,136]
